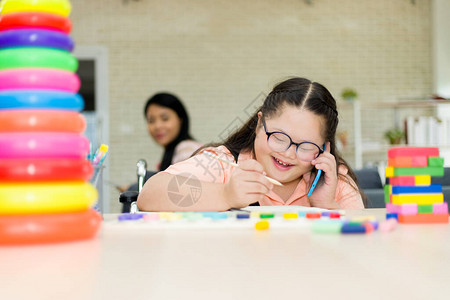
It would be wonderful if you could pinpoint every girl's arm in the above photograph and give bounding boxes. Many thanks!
[137,159,273,212]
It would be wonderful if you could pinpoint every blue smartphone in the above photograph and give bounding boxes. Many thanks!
[307,143,326,197]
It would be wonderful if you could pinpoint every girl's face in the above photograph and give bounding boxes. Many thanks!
[146,104,182,147]
[254,105,325,185]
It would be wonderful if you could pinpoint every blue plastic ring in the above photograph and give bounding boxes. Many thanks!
[0,90,84,111]
[0,29,74,52]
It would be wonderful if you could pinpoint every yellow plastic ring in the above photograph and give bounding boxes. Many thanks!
[0,181,97,215]
[1,0,72,17]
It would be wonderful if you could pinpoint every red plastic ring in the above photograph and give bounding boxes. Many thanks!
[0,158,93,181]
[0,12,71,33]
[0,110,86,133]
[0,209,102,245]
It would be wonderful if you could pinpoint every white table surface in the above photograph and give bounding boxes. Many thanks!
[1,208,450,300]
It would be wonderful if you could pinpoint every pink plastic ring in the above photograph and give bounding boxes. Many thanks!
[0,132,89,159]
[0,68,80,92]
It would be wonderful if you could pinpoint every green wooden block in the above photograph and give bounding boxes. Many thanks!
[428,157,444,167]
[384,184,390,203]
[260,213,275,219]
[394,166,444,177]
[418,204,433,214]
[311,220,343,234]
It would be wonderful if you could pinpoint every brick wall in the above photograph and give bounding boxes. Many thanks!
[70,0,432,212]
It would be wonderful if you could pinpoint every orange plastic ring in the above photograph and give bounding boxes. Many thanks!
[0,209,102,245]
[0,109,86,133]
[0,110,86,133]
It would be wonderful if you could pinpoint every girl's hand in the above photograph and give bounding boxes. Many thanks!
[304,142,340,209]
[223,159,273,209]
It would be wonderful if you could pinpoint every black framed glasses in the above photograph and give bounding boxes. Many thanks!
[262,116,324,162]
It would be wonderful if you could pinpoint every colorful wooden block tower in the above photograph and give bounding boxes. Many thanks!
[385,147,449,224]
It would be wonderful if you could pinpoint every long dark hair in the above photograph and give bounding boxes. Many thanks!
[223,77,367,206]
[144,93,193,171]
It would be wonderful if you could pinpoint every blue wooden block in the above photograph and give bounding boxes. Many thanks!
[341,223,366,234]
[236,213,250,219]
[118,213,145,221]
[386,213,398,221]
[391,184,442,194]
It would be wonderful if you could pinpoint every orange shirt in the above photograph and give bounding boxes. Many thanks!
[163,145,364,209]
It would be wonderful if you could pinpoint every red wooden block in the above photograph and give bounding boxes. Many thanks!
[388,147,439,158]
[306,212,321,219]
[389,176,415,186]
[329,212,341,219]
[388,156,428,167]
[411,156,428,166]
[398,213,449,224]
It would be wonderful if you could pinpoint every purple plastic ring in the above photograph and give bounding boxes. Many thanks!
[0,29,74,52]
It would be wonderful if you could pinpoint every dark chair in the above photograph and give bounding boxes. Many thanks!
[354,168,385,208]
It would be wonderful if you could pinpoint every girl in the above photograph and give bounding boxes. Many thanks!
[137,78,365,211]
[144,92,202,171]
[119,92,201,193]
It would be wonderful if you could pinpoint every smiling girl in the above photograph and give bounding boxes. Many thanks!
[137,77,365,211]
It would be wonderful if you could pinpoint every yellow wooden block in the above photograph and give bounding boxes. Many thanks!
[415,175,431,186]
[385,166,394,178]
[391,194,444,205]
[255,220,270,230]
[250,211,260,218]
[283,213,298,219]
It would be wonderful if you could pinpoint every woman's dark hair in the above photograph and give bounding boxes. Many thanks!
[144,92,193,171]
[222,77,367,207]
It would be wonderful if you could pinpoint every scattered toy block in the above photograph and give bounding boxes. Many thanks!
[388,147,439,158]
[311,220,342,234]
[329,212,341,219]
[260,213,275,219]
[255,220,270,230]
[386,213,398,221]
[283,213,298,219]
[391,193,444,205]
[379,218,397,232]
[391,184,442,194]
[306,212,321,219]
[341,223,366,234]
[398,213,449,224]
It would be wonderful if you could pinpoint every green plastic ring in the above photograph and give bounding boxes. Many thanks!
[0,47,78,72]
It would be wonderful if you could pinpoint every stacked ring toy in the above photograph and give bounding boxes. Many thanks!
[0,0,101,245]
[0,110,86,132]
[0,68,80,92]
[0,132,89,159]
[0,209,101,245]
[0,90,84,110]
[0,28,74,51]
[0,12,72,33]
[1,0,72,17]
[0,47,78,71]
[0,158,93,181]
